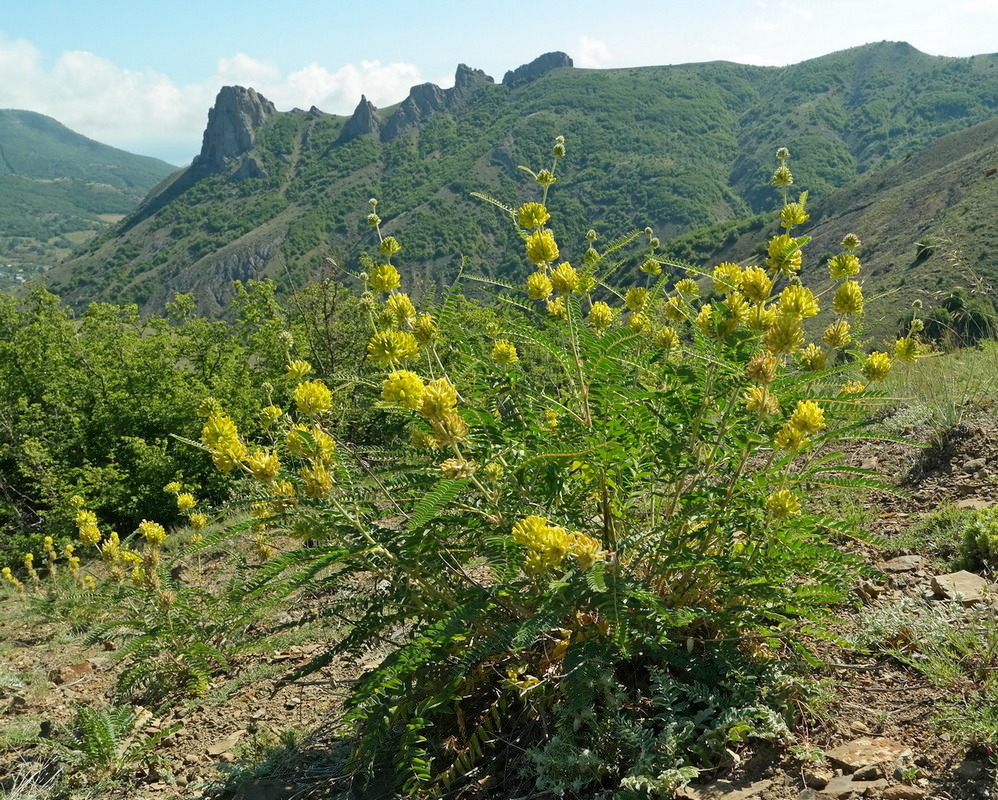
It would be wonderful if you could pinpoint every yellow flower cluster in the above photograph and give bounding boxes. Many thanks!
[284,360,312,379]
[76,509,101,546]
[516,202,550,229]
[1,567,23,591]
[511,515,604,573]
[832,281,864,315]
[828,253,861,279]
[549,262,578,295]
[492,339,519,365]
[245,450,280,482]
[369,263,401,293]
[382,370,425,410]
[138,520,167,546]
[367,330,420,367]
[440,458,477,480]
[525,230,559,265]
[201,413,247,471]
[766,488,801,519]
[766,234,802,276]
[744,385,779,417]
[386,293,417,327]
[421,378,458,420]
[294,380,333,416]
[862,352,892,382]
[176,492,197,511]
[527,272,553,301]
[625,287,649,311]
[589,301,614,335]
[259,405,283,428]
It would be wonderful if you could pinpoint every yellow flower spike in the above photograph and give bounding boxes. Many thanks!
[664,295,687,321]
[413,313,438,344]
[766,488,801,519]
[832,281,865,315]
[766,234,803,276]
[771,164,794,188]
[75,509,101,546]
[189,512,208,532]
[695,304,714,337]
[862,351,892,382]
[764,314,805,354]
[712,263,743,296]
[379,236,402,256]
[534,169,557,186]
[823,320,852,348]
[828,253,861,280]
[627,312,650,333]
[655,326,681,353]
[516,202,550,229]
[369,263,401,293]
[245,450,280,482]
[744,385,780,417]
[137,520,167,546]
[746,351,781,385]
[491,339,519,365]
[294,380,333,416]
[163,482,182,495]
[789,400,826,435]
[430,410,469,446]
[624,287,649,312]
[526,271,554,301]
[841,233,862,249]
[739,266,773,303]
[780,202,809,229]
[385,293,417,327]
[798,343,827,371]
[367,330,420,368]
[421,378,458,421]
[546,297,567,319]
[2,567,24,591]
[284,360,312,380]
[525,230,559,266]
[440,458,477,480]
[549,262,578,295]
[841,380,866,394]
[286,424,309,455]
[259,405,283,428]
[745,303,777,331]
[777,285,819,319]
[588,302,614,335]
[724,292,750,326]
[894,337,921,363]
[640,258,662,276]
[674,278,699,297]
[176,492,197,511]
[775,424,809,453]
[568,532,604,570]
[300,462,334,498]
[382,370,426,410]
[577,274,596,294]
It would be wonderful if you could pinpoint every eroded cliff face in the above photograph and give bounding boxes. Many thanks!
[502,52,573,87]
[196,86,277,169]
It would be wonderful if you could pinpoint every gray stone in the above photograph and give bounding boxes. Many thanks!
[931,571,992,605]
[338,95,382,142]
[197,86,276,169]
[825,737,913,772]
[955,498,994,511]
[879,556,925,573]
[821,775,863,798]
[963,458,987,474]
[503,51,574,87]
[883,787,926,800]
[854,765,885,780]
[805,769,834,789]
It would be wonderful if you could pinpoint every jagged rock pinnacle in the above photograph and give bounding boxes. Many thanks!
[197,86,276,169]
[502,52,573,88]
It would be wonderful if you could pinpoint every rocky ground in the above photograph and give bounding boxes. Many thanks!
[2,414,998,800]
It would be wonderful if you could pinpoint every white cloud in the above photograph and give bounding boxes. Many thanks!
[574,36,612,68]
[0,34,429,164]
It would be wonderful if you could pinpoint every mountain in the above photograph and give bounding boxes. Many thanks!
[45,43,998,315]
[0,110,177,288]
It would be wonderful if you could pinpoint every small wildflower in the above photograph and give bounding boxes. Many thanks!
[414,313,438,344]
[138,520,167,546]
[382,370,426,410]
[75,509,101,546]
[535,169,557,186]
[775,424,809,453]
[696,303,715,337]
[624,287,649,311]
[776,147,790,160]
[798,343,827,371]
[2,567,24,591]
[746,303,778,331]
[739,266,773,303]
[840,233,861,249]
[828,253,861,279]
[294,380,333,416]
[189,513,208,531]
[862,351,892,382]
[421,378,458,421]
[832,280,864,315]
[744,385,780,417]
[544,409,560,429]
[379,236,402,256]
[777,285,819,319]
[549,262,578,295]
[664,296,687,321]
[163,481,182,495]
[764,314,805,354]
[766,488,801,519]
[894,337,920,363]
[780,202,809,229]
[789,400,826,435]
[527,271,554,301]
[300,462,334,498]
[196,397,222,418]
[640,258,662,276]
[69,494,86,508]
[245,450,281,482]
[525,230,560,265]
[712,263,743,296]
[430,410,469,445]
[627,312,650,333]
[440,458,477,480]
[546,297,567,319]
[588,302,614,335]
[367,212,381,227]
[259,405,283,428]
[483,461,504,480]
[284,360,312,379]
[176,492,197,511]
[746,351,781,384]
[516,202,550,229]
[367,330,420,367]
[655,326,681,352]
[385,293,417,327]
[771,163,794,187]
[841,380,866,394]
[766,234,802,276]
[910,318,925,333]
[823,319,852,348]
[369,263,401,293]
[675,278,699,296]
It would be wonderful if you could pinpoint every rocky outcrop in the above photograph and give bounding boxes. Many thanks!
[339,95,382,142]
[447,63,494,108]
[196,86,276,169]
[233,156,268,180]
[502,52,573,88]
[381,83,447,141]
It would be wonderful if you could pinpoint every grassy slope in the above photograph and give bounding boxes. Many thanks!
[45,42,998,315]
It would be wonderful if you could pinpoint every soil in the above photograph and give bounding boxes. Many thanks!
[2,412,998,800]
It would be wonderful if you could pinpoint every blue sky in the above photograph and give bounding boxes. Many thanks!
[2,0,996,165]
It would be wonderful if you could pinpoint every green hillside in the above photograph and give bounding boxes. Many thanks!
[47,42,998,315]
[0,110,176,287]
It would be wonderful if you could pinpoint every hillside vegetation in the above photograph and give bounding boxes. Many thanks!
[46,42,998,316]
[0,110,176,287]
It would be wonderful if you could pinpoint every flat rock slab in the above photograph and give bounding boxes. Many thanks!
[954,498,994,510]
[825,737,912,771]
[931,571,992,605]
[819,776,889,799]
[680,779,772,800]
[879,555,925,573]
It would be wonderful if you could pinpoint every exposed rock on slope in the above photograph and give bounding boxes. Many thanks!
[502,51,573,87]
[196,86,276,169]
